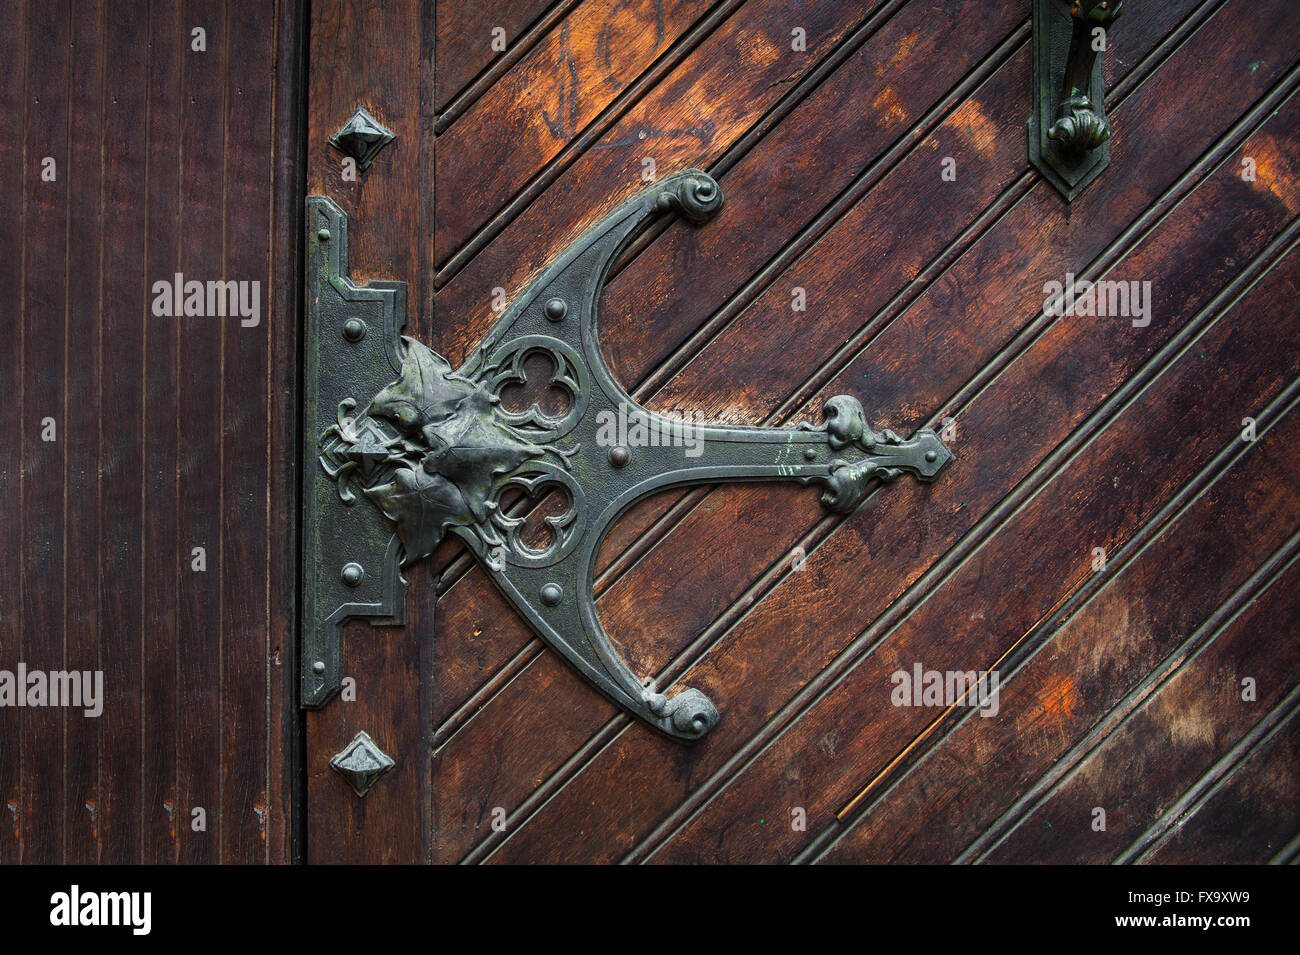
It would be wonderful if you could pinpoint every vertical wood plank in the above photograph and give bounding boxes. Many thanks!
[0,0,30,867]
[174,0,226,864]
[19,0,71,865]
[63,0,105,864]
[219,0,275,865]
[266,0,307,866]
[141,0,183,865]
[304,0,433,863]
[98,0,149,864]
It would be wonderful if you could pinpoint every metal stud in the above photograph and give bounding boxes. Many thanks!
[329,106,396,173]
[329,731,395,797]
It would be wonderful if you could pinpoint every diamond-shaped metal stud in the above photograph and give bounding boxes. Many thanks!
[328,107,395,172]
[329,730,395,797]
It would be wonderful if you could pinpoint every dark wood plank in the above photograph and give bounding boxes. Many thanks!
[435,0,561,112]
[436,0,708,265]
[63,0,105,865]
[305,0,434,864]
[984,524,1300,864]
[475,0,1300,863]
[97,0,149,864]
[174,0,228,865]
[267,0,307,867]
[816,252,1300,865]
[141,0,184,865]
[429,0,1222,861]
[19,0,71,865]
[220,0,276,864]
[0,0,30,866]
[1139,703,1300,865]
[653,149,1300,864]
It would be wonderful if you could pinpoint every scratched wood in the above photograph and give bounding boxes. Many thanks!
[424,0,1277,862]
[421,0,1300,863]
[982,545,1300,864]
[712,242,1300,865]
[436,0,709,265]
[8,0,1284,865]
[2,0,301,863]
[435,0,563,113]
[1139,695,1300,865]
[425,0,1202,741]
[428,0,1028,739]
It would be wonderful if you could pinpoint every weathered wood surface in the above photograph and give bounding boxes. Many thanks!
[315,0,1299,863]
[1,0,302,864]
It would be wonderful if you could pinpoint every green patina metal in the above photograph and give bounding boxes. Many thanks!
[302,171,952,742]
[1029,0,1125,201]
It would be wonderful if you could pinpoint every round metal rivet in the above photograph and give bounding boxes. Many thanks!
[540,583,563,606]
[312,661,326,674]
[544,298,568,322]
[342,318,367,342]
[924,451,938,463]
[341,562,364,586]
[609,446,631,468]
[318,228,330,241]
[803,447,817,461]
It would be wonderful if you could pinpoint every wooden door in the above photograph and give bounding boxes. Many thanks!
[301,0,1300,864]
[5,0,1298,868]
[1,0,301,864]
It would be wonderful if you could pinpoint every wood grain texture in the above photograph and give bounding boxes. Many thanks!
[436,0,709,265]
[817,243,1300,865]
[650,100,1300,865]
[1138,694,1300,865]
[435,0,562,113]
[19,0,72,865]
[2,0,301,864]
[0,0,28,865]
[98,0,149,866]
[304,0,436,864]
[436,0,1300,867]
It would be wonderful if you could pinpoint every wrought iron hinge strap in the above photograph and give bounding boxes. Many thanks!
[301,171,952,742]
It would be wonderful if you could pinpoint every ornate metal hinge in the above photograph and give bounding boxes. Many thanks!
[301,171,952,742]
[1029,0,1124,200]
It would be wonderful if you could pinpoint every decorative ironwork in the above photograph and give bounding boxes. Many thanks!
[1029,0,1124,200]
[329,106,396,172]
[302,171,952,742]
[329,731,395,797]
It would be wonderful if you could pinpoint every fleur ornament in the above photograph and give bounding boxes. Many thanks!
[302,171,952,742]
